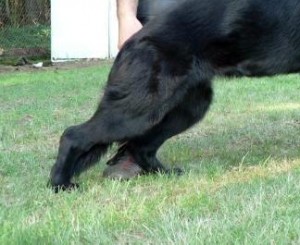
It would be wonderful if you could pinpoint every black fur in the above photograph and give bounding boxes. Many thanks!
[49,0,300,191]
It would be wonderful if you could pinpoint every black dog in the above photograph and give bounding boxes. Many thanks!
[49,0,300,191]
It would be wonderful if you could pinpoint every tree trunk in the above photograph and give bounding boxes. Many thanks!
[25,0,50,24]
[5,0,11,24]
[1,0,50,26]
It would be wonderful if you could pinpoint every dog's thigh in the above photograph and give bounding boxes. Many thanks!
[127,80,213,172]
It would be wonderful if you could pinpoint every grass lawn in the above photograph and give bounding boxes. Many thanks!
[0,65,299,244]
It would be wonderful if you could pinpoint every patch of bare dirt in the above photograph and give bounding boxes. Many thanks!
[0,59,113,74]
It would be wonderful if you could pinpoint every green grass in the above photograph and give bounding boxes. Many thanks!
[0,65,299,244]
[0,24,50,50]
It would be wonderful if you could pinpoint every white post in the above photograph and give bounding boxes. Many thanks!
[108,0,119,58]
[51,0,111,60]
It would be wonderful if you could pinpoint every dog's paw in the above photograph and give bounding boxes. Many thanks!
[48,181,79,193]
[164,167,184,176]
[173,167,184,175]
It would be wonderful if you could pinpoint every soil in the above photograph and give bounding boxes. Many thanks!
[0,59,113,74]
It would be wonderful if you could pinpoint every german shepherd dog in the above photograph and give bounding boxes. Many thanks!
[49,0,300,191]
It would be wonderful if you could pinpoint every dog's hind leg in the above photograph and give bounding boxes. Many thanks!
[49,81,185,191]
[49,104,158,192]
[49,79,212,191]
[124,80,213,174]
[49,37,213,190]
[49,120,112,192]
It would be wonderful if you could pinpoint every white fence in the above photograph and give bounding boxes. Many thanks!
[51,0,119,61]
